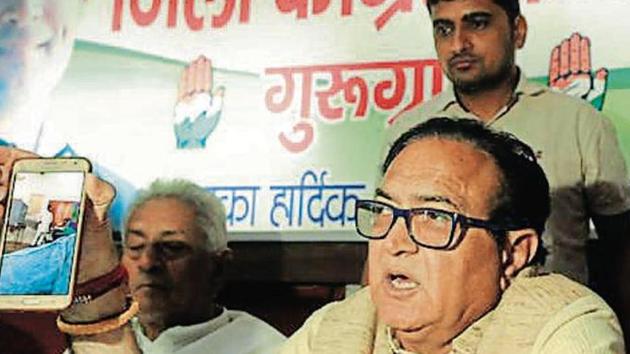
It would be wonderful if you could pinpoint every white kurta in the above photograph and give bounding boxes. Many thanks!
[131,309,286,354]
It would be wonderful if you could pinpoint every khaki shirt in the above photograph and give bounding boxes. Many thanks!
[384,72,630,284]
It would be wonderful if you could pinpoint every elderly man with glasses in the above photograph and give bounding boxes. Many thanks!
[281,118,625,354]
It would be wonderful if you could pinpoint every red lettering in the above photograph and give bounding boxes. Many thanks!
[212,0,235,28]
[374,67,406,110]
[431,64,443,96]
[130,0,161,27]
[344,77,368,118]
[239,0,251,22]
[279,121,315,154]
[316,71,345,121]
[299,72,313,118]
[312,0,330,15]
[341,0,353,16]
[373,0,411,31]
[112,0,123,31]
[185,0,204,31]
[167,0,178,27]
[265,69,297,114]
[112,0,252,31]
[361,0,384,6]
[276,0,308,19]
[212,0,252,28]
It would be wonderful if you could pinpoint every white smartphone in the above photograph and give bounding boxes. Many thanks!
[0,157,91,310]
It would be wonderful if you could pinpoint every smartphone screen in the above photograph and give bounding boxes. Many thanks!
[0,171,85,296]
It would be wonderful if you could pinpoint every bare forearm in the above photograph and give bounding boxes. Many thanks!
[60,184,140,353]
[69,325,140,354]
[61,286,140,354]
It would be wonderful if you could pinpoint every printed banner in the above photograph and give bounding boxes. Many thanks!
[2,0,630,240]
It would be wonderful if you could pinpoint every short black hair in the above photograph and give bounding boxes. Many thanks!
[383,117,549,263]
[427,0,521,23]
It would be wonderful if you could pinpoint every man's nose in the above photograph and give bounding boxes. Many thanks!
[383,216,418,256]
[137,245,164,272]
[452,27,472,53]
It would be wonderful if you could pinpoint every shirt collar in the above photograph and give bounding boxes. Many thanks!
[437,68,546,118]
[132,307,230,352]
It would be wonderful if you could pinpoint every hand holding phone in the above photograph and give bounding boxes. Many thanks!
[0,148,137,351]
[0,156,91,310]
[0,149,122,314]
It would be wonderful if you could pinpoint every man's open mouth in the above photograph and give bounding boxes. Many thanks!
[389,273,419,290]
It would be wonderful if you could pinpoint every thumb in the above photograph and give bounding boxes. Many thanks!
[209,86,225,112]
[591,68,609,96]
[212,86,225,99]
[84,174,116,224]
[586,68,609,109]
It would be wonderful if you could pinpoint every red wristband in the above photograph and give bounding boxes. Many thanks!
[73,265,128,305]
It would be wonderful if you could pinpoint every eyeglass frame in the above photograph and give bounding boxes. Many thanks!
[354,199,513,250]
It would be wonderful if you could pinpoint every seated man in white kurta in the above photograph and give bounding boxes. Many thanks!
[122,179,285,354]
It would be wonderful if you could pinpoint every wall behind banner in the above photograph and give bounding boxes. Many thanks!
[42,0,630,240]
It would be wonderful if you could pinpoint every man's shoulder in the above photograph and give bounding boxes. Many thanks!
[502,79,616,140]
[400,90,453,121]
[471,271,623,352]
[281,288,378,354]
[498,270,614,321]
[517,80,604,118]
[224,309,286,340]
[512,272,624,352]
[325,286,374,316]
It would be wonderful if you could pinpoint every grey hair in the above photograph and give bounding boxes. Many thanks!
[124,179,228,252]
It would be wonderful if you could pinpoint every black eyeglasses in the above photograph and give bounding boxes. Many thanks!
[355,199,506,250]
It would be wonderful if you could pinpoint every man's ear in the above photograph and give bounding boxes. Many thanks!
[501,228,538,281]
[211,248,234,276]
[207,248,233,297]
[513,15,527,49]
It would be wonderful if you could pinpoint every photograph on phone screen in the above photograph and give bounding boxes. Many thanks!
[0,171,84,295]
